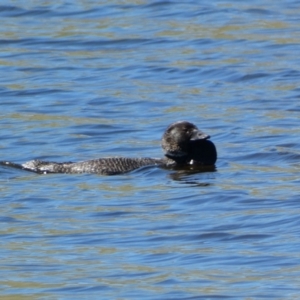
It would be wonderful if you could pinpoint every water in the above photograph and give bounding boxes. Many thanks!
[1,0,300,298]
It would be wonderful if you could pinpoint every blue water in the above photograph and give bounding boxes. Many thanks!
[1,0,300,299]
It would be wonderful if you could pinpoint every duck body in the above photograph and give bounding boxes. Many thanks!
[21,157,163,175]
[1,121,217,175]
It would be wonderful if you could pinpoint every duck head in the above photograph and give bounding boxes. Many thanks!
[162,121,217,165]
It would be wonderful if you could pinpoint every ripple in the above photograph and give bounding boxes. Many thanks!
[1,0,300,299]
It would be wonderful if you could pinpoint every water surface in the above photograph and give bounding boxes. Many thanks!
[1,0,300,299]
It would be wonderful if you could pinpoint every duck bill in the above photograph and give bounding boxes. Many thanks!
[190,129,210,141]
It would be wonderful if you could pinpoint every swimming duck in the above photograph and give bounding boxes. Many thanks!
[1,121,217,175]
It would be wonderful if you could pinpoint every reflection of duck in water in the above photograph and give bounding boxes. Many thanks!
[1,121,217,175]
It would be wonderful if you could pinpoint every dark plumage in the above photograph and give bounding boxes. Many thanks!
[162,121,216,165]
[20,157,161,175]
[1,121,217,175]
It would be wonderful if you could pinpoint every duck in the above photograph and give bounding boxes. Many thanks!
[1,121,217,175]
